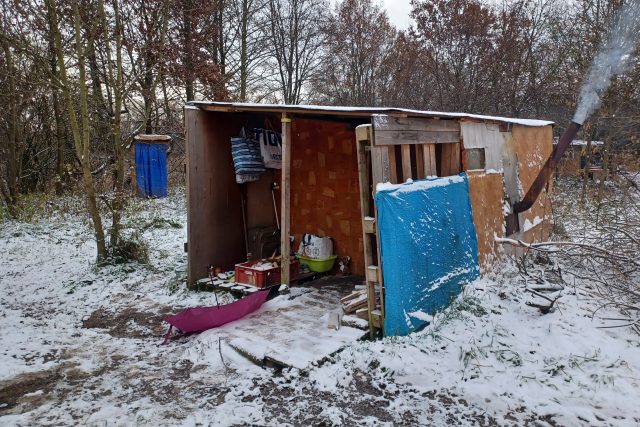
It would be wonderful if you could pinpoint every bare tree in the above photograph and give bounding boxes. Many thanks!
[122,0,170,133]
[210,0,272,101]
[266,0,327,104]
[313,0,396,106]
[45,0,107,259]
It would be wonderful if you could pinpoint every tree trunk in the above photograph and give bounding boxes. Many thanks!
[240,0,249,101]
[183,0,194,101]
[45,0,107,260]
[97,0,126,252]
[47,15,66,196]
[0,19,19,215]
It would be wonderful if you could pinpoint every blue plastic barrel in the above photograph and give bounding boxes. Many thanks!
[135,138,168,198]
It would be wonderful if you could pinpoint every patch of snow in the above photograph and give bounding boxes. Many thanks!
[523,215,543,232]
[408,310,433,322]
[188,101,555,127]
[2,182,640,426]
[376,175,465,194]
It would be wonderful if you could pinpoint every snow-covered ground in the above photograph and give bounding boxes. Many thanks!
[1,184,639,426]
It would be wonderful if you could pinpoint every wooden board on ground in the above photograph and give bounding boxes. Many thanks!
[211,287,366,370]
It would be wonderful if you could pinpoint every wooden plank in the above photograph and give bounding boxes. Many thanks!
[280,112,292,285]
[200,104,380,118]
[185,109,245,284]
[372,115,460,132]
[366,280,377,333]
[345,294,369,313]
[440,144,450,176]
[355,308,369,321]
[372,189,385,336]
[363,217,376,234]
[371,146,391,187]
[450,143,461,175]
[423,143,437,176]
[366,265,379,283]
[370,309,383,329]
[356,132,374,274]
[387,146,398,184]
[342,314,369,330]
[340,289,366,304]
[355,124,371,142]
[415,145,425,178]
[355,125,380,337]
[401,144,412,181]
[374,130,461,146]
[327,311,341,330]
[379,285,385,327]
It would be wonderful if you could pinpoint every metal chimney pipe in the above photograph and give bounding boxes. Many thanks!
[513,121,582,213]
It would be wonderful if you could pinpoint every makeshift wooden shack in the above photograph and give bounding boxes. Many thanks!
[184,101,554,336]
[556,139,605,178]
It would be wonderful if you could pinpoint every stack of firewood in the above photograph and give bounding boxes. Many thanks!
[340,289,368,315]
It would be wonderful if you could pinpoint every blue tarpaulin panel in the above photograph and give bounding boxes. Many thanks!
[135,143,168,198]
[376,174,480,336]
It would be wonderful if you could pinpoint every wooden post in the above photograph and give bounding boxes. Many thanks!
[423,143,437,176]
[415,145,425,179]
[280,112,292,285]
[401,144,412,181]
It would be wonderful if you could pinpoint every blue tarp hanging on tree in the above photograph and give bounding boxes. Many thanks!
[375,174,480,336]
[135,143,168,198]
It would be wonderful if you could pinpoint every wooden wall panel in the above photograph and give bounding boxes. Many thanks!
[510,124,554,241]
[246,170,277,229]
[186,109,245,283]
[467,171,505,273]
[289,118,365,275]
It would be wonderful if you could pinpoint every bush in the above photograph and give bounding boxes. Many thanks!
[107,231,150,265]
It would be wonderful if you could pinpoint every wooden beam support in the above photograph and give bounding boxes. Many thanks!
[401,144,412,181]
[280,112,292,285]
[451,143,461,174]
[387,146,398,184]
[363,217,376,234]
[423,143,437,176]
[374,130,461,146]
[371,146,391,186]
[372,114,461,146]
[356,125,371,142]
[366,265,379,283]
[415,145,425,179]
[373,115,460,132]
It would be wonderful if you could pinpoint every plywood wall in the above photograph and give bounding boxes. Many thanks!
[185,109,246,283]
[467,171,505,273]
[509,124,554,240]
[246,170,278,229]
[289,118,364,275]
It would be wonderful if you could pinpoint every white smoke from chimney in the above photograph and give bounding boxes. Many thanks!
[573,0,640,125]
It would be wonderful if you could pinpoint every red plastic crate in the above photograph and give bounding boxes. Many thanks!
[235,260,300,288]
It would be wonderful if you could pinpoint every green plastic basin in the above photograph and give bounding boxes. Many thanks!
[296,255,337,273]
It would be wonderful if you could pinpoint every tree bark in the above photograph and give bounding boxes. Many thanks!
[45,0,107,260]
[0,18,19,215]
[98,0,126,251]
[183,0,194,101]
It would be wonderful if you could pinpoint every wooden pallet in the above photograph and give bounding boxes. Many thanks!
[355,117,462,337]
[355,124,385,337]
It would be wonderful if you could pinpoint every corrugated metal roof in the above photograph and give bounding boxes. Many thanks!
[186,101,555,127]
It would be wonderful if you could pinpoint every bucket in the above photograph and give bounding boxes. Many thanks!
[296,255,337,273]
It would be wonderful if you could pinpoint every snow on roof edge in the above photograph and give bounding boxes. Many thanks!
[187,101,555,128]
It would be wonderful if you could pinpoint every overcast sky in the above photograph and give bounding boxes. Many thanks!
[379,0,413,30]
[329,0,414,30]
